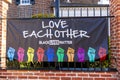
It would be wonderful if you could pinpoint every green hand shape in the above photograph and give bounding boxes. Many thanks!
[57,47,65,62]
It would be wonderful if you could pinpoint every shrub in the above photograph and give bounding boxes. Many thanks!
[32,13,55,18]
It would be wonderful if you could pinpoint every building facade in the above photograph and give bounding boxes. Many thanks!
[8,0,53,18]
[0,0,119,80]
[8,0,103,18]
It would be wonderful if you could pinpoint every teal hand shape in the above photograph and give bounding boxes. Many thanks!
[88,47,96,62]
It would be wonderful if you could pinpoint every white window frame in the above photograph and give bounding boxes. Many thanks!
[20,0,31,5]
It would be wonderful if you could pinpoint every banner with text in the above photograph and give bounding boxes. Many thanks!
[7,18,108,63]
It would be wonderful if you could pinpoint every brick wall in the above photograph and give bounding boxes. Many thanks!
[110,0,120,79]
[70,0,99,4]
[0,0,11,69]
[1,0,10,69]
[0,0,2,68]
[0,0,119,80]
[7,0,53,18]
[0,70,118,80]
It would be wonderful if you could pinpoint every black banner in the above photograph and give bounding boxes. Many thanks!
[7,18,108,63]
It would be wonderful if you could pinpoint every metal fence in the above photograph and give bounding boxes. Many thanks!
[58,6,110,17]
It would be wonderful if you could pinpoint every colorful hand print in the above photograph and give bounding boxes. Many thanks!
[37,47,44,62]
[17,47,25,62]
[88,47,96,62]
[27,47,35,62]
[98,47,107,61]
[46,47,55,62]
[67,47,75,62]
[7,46,106,64]
[77,48,85,62]
[7,47,15,61]
[57,47,65,62]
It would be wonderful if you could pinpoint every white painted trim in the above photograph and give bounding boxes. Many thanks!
[19,0,31,5]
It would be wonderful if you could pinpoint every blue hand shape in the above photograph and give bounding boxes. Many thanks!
[46,47,55,62]
[7,47,15,61]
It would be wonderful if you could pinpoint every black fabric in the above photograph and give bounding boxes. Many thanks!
[7,18,108,62]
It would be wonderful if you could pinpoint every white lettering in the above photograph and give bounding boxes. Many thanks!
[49,20,54,28]
[79,30,90,38]
[30,30,37,38]
[73,30,79,38]
[42,21,50,28]
[23,31,29,38]
[54,20,61,28]
[23,29,90,39]
[42,20,68,29]
[37,30,46,38]
[61,20,68,28]
[55,30,60,38]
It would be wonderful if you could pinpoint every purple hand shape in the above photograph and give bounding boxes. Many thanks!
[77,48,85,62]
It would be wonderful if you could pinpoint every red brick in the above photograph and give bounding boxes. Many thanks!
[89,74,100,77]
[106,78,117,80]
[83,78,94,80]
[94,78,105,80]
[67,73,76,76]
[0,70,7,72]
[0,76,7,78]
[56,73,66,76]
[12,73,23,75]
[24,72,33,75]
[78,73,88,76]
[101,74,112,77]
[34,73,44,76]
[18,76,27,79]
[72,77,82,80]
[45,73,55,76]
[0,78,6,80]
[0,73,2,75]
[28,76,38,79]
[61,77,71,80]
[50,77,60,80]
[7,76,17,78]
[2,73,12,75]
[38,77,49,79]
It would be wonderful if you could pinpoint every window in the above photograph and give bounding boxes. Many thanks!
[20,0,30,5]
[16,0,35,5]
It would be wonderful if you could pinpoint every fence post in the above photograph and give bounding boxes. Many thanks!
[55,0,60,18]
